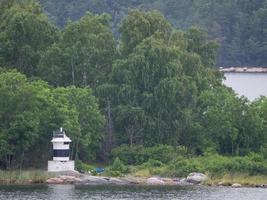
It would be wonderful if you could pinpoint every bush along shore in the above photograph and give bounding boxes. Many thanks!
[2,147,267,188]
[0,170,52,185]
[1,170,267,188]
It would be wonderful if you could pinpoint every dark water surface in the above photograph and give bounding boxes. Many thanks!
[224,73,267,101]
[0,185,266,200]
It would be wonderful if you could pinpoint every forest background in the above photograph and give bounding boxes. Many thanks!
[0,0,267,179]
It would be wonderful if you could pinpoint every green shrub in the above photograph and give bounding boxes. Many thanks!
[111,144,187,165]
[148,145,186,163]
[166,158,203,177]
[164,153,267,177]
[260,143,267,159]
[111,145,148,165]
[106,157,129,176]
[143,159,164,168]
[75,160,95,173]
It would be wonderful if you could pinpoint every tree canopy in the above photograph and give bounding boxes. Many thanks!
[38,0,267,67]
[0,0,58,76]
[0,1,266,169]
[0,69,104,168]
[38,12,116,88]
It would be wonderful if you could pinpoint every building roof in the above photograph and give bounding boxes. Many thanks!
[51,128,72,142]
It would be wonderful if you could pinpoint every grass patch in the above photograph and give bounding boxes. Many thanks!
[132,168,151,177]
[207,173,267,186]
[0,170,52,185]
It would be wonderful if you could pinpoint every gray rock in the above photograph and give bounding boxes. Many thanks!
[255,184,267,188]
[77,175,136,185]
[46,175,82,184]
[109,177,128,185]
[58,175,82,183]
[146,177,165,185]
[80,176,109,185]
[46,177,64,184]
[217,181,225,186]
[186,173,208,184]
[120,176,142,184]
[178,178,193,185]
[232,183,242,188]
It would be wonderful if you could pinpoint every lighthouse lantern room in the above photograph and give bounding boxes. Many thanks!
[48,128,75,172]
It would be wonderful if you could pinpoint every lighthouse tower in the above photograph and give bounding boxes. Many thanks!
[48,128,75,172]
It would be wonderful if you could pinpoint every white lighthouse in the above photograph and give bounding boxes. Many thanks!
[48,128,75,172]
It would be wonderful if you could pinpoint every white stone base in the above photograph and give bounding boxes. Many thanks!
[48,160,75,172]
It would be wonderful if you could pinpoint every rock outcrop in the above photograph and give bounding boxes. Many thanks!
[46,175,82,184]
[186,173,208,184]
[220,67,267,73]
[46,174,140,185]
[46,171,211,186]
[78,176,136,185]
[146,177,165,185]
[232,183,242,188]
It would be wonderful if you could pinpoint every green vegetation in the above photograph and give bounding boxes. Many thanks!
[109,145,267,178]
[0,170,52,184]
[111,145,187,165]
[0,0,267,186]
[165,153,267,177]
[0,0,58,76]
[0,69,104,169]
[207,173,267,186]
[37,0,267,67]
[75,160,96,173]
[103,146,267,186]
[106,157,129,177]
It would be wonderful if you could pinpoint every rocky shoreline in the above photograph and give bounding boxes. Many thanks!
[46,171,208,185]
[45,171,267,188]
[219,67,267,73]
[46,172,207,186]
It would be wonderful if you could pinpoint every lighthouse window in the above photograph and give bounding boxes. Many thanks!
[64,142,70,145]
[53,150,69,157]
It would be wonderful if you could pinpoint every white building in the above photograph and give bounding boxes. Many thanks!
[48,128,75,172]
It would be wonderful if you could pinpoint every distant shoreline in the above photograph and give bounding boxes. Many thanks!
[219,67,267,73]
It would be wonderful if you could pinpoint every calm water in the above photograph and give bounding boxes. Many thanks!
[224,73,267,101]
[0,185,266,200]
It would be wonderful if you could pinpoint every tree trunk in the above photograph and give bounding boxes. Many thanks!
[70,140,75,160]
[231,140,234,156]
[71,56,75,85]
[75,138,79,161]
[130,133,133,148]
[102,100,115,161]
[19,150,25,177]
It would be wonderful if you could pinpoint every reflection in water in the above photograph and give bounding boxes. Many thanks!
[224,73,267,101]
[48,185,76,200]
[0,185,267,200]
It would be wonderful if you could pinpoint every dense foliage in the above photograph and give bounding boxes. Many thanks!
[38,0,267,67]
[0,0,267,171]
[38,12,116,88]
[165,153,267,177]
[0,0,58,76]
[0,69,104,168]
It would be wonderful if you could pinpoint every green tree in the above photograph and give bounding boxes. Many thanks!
[119,10,172,55]
[54,86,105,161]
[198,87,264,155]
[0,70,41,168]
[251,97,267,157]
[0,69,104,169]
[101,11,221,150]
[39,12,116,88]
[0,0,58,76]
[38,0,267,67]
